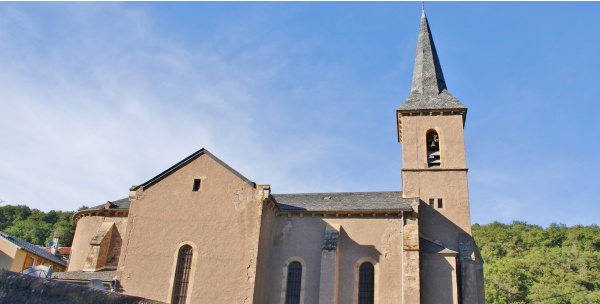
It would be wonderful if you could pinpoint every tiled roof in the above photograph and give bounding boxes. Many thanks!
[398,11,466,112]
[0,231,67,267]
[272,191,415,212]
[89,198,130,210]
[399,91,466,111]
[74,198,130,223]
[52,269,117,282]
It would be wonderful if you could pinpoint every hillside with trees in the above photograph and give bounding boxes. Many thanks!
[0,205,82,247]
[473,222,600,303]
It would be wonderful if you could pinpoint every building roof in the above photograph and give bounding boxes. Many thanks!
[52,269,117,282]
[0,231,67,267]
[89,198,130,210]
[79,192,415,215]
[420,237,458,255]
[272,191,415,212]
[398,11,466,112]
[73,198,130,223]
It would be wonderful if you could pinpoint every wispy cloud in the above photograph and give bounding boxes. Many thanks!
[0,3,392,211]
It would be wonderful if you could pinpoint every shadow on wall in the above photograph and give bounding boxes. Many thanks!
[420,255,456,301]
[106,228,122,267]
[266,215,385,304]
[0,251,13,270]
[338,226,381,264]
[417,200,485,304]
[418,200,469,252]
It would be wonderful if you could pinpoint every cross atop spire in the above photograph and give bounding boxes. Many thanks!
[398,10,466,112]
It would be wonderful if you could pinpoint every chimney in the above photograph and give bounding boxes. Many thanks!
[51,231,61,255]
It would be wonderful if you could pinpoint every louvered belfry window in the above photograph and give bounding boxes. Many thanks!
[285,261,302,304]
[426,129,441,168]
[171,245,193,304]
[358,262,375,304]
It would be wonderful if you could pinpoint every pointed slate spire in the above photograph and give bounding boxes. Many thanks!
[411,9,446,95]
[398,10,466,111]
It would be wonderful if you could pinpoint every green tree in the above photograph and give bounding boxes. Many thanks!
[0,205,77,246]
[473,222,600,304]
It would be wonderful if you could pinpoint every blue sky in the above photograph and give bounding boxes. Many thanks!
[1,2,599,227]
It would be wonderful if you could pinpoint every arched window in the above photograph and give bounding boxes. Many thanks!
[171,245,193,304]
[358,262,375,304]
[285,261,302,304]
[426,129,441,168]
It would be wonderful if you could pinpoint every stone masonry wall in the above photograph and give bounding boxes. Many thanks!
[0,269,163,304]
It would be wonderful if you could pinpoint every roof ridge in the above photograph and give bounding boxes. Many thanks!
[273,191,403,196]
[139,148,255,190]
[0,231,66,267]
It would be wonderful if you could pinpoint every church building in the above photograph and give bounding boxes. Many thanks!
[59,9,485,304]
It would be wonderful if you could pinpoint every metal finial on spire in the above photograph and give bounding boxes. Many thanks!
[421,1,426,18]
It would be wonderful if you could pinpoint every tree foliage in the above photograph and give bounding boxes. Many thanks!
[473,221,600,303]
[0,205,78,247]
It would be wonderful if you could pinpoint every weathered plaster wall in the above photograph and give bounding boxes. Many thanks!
[403,212,420,304]
[0,240,27,272]
[0,241,19,272]
[117,154,266,304]
[400,114,471,250]
[404,171,471,248]
[69,216,103,271]
[264,215,403,304]
[252,201,276,303]
[400,115,467,170]
[69,216,128,272]
[420,255,458,304]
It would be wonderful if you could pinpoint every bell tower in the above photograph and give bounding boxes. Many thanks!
[397,9,471,249]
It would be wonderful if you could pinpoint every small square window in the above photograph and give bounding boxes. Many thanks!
[429,199,435,208]
[437,198,443,209]
[192,179,201,191]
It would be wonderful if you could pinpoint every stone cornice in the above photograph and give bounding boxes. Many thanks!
[402,168,468,172]
[274,209,411,219]
[396,109,467,143]
[73,209,129,224]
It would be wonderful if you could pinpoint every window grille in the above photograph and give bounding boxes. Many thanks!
[358,262,375,304]
[285,261,302,304]
[171,245,193,304]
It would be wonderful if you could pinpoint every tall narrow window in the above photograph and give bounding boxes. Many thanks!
[171,245,193,304]
[359,262,375,304]
[192,179,201,191]
[285,261,302,304]
[426,130,441,168]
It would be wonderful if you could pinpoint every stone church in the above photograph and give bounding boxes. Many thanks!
[59,10,485,304]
